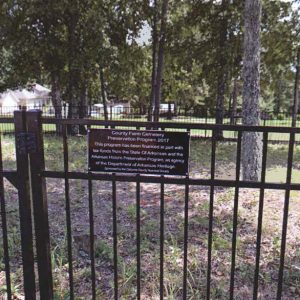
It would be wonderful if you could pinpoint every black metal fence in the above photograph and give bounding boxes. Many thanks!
[0,105,299,143]
[0,111,300,299]
[0,105,297,122]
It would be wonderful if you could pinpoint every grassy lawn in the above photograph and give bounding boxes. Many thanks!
[0,135,300,299]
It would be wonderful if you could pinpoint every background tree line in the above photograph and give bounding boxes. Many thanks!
[0,0,299,125]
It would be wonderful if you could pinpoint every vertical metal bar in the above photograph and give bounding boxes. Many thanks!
[206,129,217,300]
[0,134,12,299]
[136,175,141,300]
[14,110,36,299]
[112,174,118,300]
[160,178,165,300]
[253,132,268,299]
[88,176,96,299]
[63,124,74,299]
[87,125,96,299]
[26,110,54,299]
[229,130,242,300]
[276,132,295,299]
[182,176,189,299]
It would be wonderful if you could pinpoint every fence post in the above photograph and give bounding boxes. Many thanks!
[14,110,36,299]
[26,110,54,299]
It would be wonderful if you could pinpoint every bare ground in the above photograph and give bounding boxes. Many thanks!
[0,137,300,299]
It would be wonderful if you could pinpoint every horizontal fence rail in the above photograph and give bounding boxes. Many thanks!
[40,171,300,190]
[0,112,299,299]
[0,106,299,143]
[0,105,295,120]
[40,117,300,132]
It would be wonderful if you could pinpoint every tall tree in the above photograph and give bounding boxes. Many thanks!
[3,0,68,132]
[260,0,297,114]
[99,66,109,121]
[153,0,169,122]
[290,4,300,126]
[39,0,67,128]
[150,0,169,123]
[241,0,262,181]
[230,77,239,124]
[149,0,158,121]
[292,48,300,127]
[215,0,229,139]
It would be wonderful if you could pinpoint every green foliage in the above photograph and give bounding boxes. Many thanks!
[95,240,113,262]
[0,0,299,113]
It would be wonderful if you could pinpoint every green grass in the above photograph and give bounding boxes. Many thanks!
[94,240,113,262]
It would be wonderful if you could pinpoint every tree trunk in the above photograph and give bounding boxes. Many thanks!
[100,66,109,122]
[50,73,63,134]
[153,0,169,123]
[215,0,229,139]
[149,0,158,122]
[67,2,80,135]
[67,60,83,134]
[67,68,80,134]
[242,0,262,181]
[78,83,88,135]
[215,72,227,138]
[274,76,283,115]
[230,78,238,125]
[292,48,300,127]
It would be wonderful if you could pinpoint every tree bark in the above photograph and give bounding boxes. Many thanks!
[149,0,158,122]
[215,0,229,139]
[100,66,109,122]
[242,0,262,181]
[78,83,88,134]
[66,0,80,135]
[230,78,238,125]
[67,67,80,134]
[274,76,283,115]
[292,48,300,127]
[153,0,169,123]
[50,73,63,134]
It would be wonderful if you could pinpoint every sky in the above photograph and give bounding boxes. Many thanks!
[136,22,151,45]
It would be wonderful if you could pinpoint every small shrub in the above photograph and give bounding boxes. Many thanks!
[95,240,113,262]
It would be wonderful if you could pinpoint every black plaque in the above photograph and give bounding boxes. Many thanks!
[88,129,190,175]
